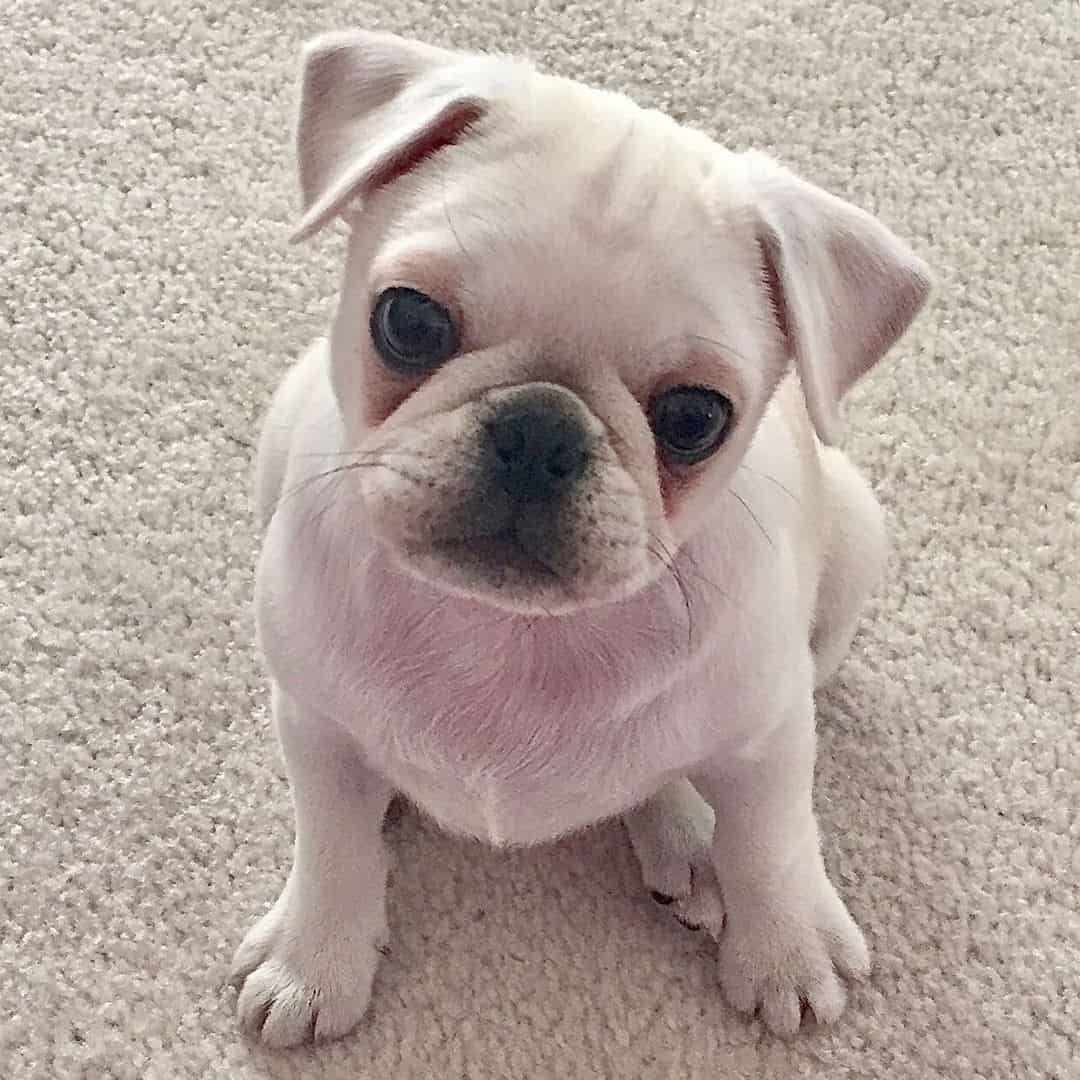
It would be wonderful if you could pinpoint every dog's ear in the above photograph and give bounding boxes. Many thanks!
[745,152,931,444]
[291,30,492,243]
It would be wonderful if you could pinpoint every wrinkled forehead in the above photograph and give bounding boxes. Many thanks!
[372,108,766,382]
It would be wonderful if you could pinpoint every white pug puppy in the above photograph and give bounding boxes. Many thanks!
[231,29,930,1047]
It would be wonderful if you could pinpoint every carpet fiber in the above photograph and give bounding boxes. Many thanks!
[3,1,1077,1077]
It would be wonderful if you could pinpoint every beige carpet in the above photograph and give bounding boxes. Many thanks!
[3,1,1077,1077]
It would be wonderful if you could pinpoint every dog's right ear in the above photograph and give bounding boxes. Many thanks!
[291,31,493,243]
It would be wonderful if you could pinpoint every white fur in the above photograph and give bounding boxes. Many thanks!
[232,30,930,1046]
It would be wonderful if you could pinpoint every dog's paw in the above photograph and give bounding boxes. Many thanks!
[625,780,725,938]
[660,858,727,939]
[717,872,870,1035]
[230,888,387,1048]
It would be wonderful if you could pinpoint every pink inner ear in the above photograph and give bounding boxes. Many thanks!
[365,99,486,195]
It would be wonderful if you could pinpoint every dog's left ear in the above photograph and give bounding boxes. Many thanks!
[745,152,931,444]
[291,30,498,243]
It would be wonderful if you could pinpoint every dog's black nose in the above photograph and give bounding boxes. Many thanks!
[487,404,590,502]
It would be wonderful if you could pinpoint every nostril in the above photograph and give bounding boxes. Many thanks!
[490,421,527,465]
[545,442,586,480]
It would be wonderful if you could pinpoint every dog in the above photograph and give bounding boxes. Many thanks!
[230,29,930,1047]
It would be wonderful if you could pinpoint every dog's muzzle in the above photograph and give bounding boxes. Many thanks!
[373,382,643,611]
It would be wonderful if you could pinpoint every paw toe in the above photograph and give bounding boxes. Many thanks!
[717,897,863,1035]
[829,923,871,982]
[229,920,275,990]
[717,960,758,1015]
[236,959,370,1049]
[760,986,803,1036]
[804,972,847,1027]
[235,961,284,1038]
[674,869,726,939]
[231,911,382,1048]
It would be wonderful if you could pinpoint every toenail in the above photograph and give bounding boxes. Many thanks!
[675,916,703,931]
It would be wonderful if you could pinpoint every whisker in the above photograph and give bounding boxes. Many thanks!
[281,463,362,504]
[646,533,695,651]
[304,489,340,536]
[296,449,384,459]
[442,172,472,263]
[738,463,800,504]
[675,544,756,624]
[728,489,774,549]
[296,448,437,463]
[281,459,428,505]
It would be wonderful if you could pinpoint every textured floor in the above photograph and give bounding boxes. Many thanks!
[2,1,1077,1077]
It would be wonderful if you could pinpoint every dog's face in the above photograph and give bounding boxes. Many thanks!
[329,89,779,613]
[293,31,929,613]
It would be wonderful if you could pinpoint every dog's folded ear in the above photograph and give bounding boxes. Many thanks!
[291,31,494,243]
[745,152,931,444]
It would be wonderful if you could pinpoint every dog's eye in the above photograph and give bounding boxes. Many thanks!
[649,386,733,464]
[370,287,459,373]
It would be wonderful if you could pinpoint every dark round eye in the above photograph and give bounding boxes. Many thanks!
[649,385,733,464]
[370,287,459,373]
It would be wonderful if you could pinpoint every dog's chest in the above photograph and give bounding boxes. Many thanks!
[351,605,706,843]
[259,541,717,844]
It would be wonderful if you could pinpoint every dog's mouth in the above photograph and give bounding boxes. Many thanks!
[399,524,581,612]
[430,529,558,576]
[377,503,660,615]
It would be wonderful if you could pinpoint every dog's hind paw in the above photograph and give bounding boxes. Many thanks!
[625,778,725,938]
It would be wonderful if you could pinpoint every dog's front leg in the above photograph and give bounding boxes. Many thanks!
[230,685,393,1047]
[693,681,870,1035]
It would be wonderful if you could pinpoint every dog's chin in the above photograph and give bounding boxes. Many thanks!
[388,532,653,616]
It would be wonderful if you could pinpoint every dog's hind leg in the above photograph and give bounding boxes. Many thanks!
[810,448,888,687]
[624,778,725,937]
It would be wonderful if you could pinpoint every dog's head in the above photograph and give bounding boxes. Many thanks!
[292,30,929,614]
